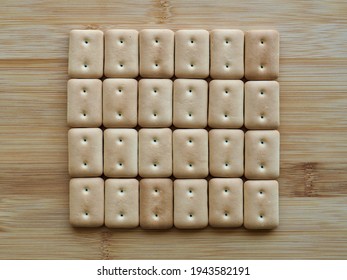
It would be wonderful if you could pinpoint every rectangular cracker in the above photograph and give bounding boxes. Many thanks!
[245,30,279,80]
[210,29,244,79]
[69,178,104,227]
[139,29,174,78]
[67,79,102,127]
[104,29,139,78]
[174,179,208,229]
[104,129,138,177]
[175,30,209,78]
[103,78,137,128]
[244,180,279,229]
[209,129,244,177]
[140,179,173,229]
[68,128,103,177]
[245,130,280,179]
[173,79,208,128]
[68,30,104,78]
[209,178,243,228]
[208,80,244,128]
[245,81,280,129]
[138,79,173,127]
[139,128,172,177]
[173,129,208,178]
[105,179,139,228]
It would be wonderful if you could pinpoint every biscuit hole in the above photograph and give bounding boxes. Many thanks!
[153,138,157,143]
[153,163,157,167]
[224,212,228,217]
[224,114,228,118]
[188,139,193,144]
[188,89,192,93]
[120,189,124,193]
[225,64,229,69]
[153,89,157,93]
[82,89,87,93]
[225,163,229,167]
[260,140,264,145]
[260,40,264,44]
[155,63,159,67]
[83,138,87,142]
[225,39,230,44]
[84,64,88,68]
[153,113,157,117]
[82,112,87,117]
[154,189,158,193]
[118,113,122,117]
[188,113,192,117]
[118,88,122,93]
[190,40,194,44]
[189,189,193,194]
[84,40,89,45]
[260,91,264,95]
[260,165,264,169]
[120,64,124,68]
[259,191,263,195]
[154,213,158,218]
[189,214,193,218]
[118,163,123,167]
[120,213,124,217]
[85,212,89,216]
[225,90,229,94]
[225,139,229,143]
[83,162,87,166]
[188,163,193,168]
[260,215,264,219]
[84,187,88,192]
[224,189,228,193]
[190,64,194,68]
[155,39,159,43]
[260,65,264,69]
[120,40,124,44]
[260,115,264,119]
[119,138,123,143]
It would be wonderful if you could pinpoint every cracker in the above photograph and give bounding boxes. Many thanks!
[208,80,244,128]
[105,179,139,228]
[174,179,208,229]
[139,128,172,178]
[245,30,279,80]
[244,180,279,229]
[68,30,103,78]
[245,81,280,129]
[138,79,173,127]
[139,29,174,78]
[67,79,102,128]
[245,130,280,179]
[68,128,103,177]
[103,78,137,128]
[209,129,244,177]
[173,79,208,128]
[173,129,208,178]
[175,30,209,78]
[209,178,243,228]
[104,29,139,78]
[69,178,104,227]
[140,179,173,229]
[104,129,138,177]
[210,29,244,79]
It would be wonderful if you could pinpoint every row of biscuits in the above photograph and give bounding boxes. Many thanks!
[69,128,280,179]
[68,79,279,129]
[68,29,279,80]
[70,178,279,229]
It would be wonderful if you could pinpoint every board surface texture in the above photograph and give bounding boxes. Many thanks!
[0,0,347,259]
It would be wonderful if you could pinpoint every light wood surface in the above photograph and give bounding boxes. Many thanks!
[1,0,347,260]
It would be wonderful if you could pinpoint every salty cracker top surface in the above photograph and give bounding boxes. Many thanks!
[245,30,279,80]
[175,30,209,78]
[104,29,139,78]
[68,30,104,78]
[210,29,244,79]
[139,29,174,78]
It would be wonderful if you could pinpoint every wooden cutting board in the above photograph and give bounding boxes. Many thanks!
[1,0,347,259]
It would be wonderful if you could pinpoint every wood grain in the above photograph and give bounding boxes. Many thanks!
[1,0,347,259]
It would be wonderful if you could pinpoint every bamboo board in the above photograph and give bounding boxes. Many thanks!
[1,0,347,259]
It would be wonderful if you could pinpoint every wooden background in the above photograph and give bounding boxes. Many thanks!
[1,0,347,259]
